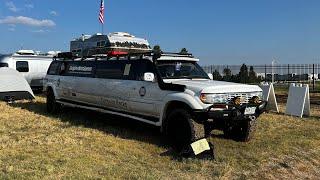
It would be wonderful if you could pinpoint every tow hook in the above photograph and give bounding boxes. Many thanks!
[248,115,256,121]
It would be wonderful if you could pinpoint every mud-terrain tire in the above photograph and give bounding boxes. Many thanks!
[166,109,205,150]
[46,88,61,114]
[224,119,257,142]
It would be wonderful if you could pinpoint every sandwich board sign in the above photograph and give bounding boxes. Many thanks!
[259,83,279,113]
[285,84,310,118]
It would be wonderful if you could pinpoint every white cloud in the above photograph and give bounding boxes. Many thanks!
[50,11,58,16]
[8,27,15,31]
[6,1,19,12]
[0,16,56,27]
[25,4,34,9]
[31,29,46,33]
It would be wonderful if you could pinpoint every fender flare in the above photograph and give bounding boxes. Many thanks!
[45,83,59,99]
[158,92,203,127]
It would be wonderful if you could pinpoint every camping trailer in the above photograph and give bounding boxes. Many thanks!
[70,32,151,57]
[0,50,59,90]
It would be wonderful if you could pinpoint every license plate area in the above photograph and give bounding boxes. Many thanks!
[244,107,256,115]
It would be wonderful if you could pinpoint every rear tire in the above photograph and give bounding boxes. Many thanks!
[46,88,61,114]
[166,109,205,150]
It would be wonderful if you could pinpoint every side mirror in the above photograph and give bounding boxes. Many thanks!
[144,72,155,82]
[208,73,213,80]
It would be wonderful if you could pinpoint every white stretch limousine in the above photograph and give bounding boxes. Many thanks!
[44,51,266,148]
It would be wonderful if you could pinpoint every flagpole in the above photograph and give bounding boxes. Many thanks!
[99,0,105,35]
[102,24,103,35]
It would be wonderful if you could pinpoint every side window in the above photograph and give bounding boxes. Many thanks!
[47,61,61,75]
[16,61,29,72]
[64,61,95,77]
[128,60,155,81]
[95,61,126,79]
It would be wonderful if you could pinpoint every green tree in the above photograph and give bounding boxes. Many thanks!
[213,70,222,80]
[153,45,162,53]
[239,64,249,83]
[248,66,257,83]
[153,45,162,60]
[180,48,189,54]
[223,67,232,81]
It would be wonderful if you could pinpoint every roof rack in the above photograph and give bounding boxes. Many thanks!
[54,50,194,62]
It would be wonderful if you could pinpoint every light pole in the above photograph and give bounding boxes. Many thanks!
[272,58,279,84]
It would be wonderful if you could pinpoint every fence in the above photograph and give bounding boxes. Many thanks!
[202,64,320,91]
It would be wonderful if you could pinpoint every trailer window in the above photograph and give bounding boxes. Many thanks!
[16,61,29,72]
[0,63,8,67]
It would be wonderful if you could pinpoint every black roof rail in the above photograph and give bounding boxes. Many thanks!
[54,50,194,61]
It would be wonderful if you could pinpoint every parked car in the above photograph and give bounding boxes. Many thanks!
[44,51,266,148]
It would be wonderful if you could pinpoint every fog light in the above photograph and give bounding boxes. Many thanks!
[250,96,260,104]
[232,97,241,106]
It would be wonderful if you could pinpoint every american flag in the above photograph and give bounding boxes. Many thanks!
[99,0,104,24]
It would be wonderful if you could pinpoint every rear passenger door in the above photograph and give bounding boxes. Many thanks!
[95,60,131,112]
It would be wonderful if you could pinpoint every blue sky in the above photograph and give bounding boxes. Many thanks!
[0,0,320,65]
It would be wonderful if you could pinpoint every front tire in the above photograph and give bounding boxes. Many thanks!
[166,109,205,150]
[46,88,61,114]
[224,119,257,142]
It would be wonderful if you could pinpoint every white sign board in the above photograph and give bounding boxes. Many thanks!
[285,84,310,118]
[259,83,279,113]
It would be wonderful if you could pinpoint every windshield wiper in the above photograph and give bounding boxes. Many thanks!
[188,75,209,79]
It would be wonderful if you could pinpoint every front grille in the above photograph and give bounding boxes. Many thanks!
[227,93,254,104]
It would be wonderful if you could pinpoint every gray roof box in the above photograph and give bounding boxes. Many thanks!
[0,68,35,101]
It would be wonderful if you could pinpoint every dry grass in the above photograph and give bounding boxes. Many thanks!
[0,96,319,179]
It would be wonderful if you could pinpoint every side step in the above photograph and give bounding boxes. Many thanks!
[57,100,160,126]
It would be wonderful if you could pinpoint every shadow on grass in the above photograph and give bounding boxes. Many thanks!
[9,100,183,158]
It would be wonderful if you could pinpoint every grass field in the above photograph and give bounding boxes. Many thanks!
[0,96,320,179]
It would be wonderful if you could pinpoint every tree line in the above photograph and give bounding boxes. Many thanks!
[211,64,262,83]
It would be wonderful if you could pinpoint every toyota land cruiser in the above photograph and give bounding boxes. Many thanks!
[44,51,266,148]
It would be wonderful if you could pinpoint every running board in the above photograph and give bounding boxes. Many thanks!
[57,100,160,126]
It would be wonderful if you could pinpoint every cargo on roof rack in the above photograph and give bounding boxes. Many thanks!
[70,32,152,57]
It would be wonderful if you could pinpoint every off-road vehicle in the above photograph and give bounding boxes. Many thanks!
[44,51,266,148]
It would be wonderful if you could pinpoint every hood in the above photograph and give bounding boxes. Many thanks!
[164,79,262,94]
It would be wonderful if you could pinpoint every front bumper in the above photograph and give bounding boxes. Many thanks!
[193,101,267,123]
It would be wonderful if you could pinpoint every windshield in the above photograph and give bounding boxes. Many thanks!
[157,61,209,79]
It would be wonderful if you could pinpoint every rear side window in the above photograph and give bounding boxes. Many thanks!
[47,61,61,75]
[16,61,29,72]
[0,63,8,67]
[95,61,126,79]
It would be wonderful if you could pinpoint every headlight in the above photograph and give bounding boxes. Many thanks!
[200,93,228,104]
